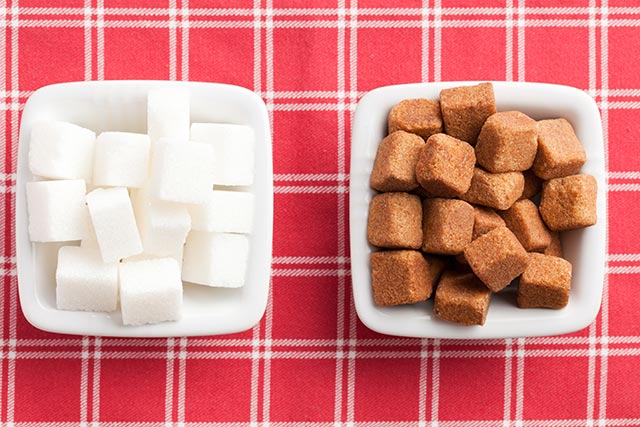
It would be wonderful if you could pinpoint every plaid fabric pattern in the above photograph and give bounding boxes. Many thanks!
[1,0,639,425]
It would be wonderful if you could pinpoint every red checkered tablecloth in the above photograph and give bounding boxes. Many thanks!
[2,0,640,425]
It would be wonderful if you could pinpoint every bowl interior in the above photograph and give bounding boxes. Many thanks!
[350,81,606,339]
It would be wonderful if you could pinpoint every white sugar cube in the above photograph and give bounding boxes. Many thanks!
[29,120,96,182]
[131,187,191,258]
[92,132,150,188]
[190,123,255,186]
[149,141,215,204]
[26,180,89,242]
[182,231,249,288]
[123,245,184,268]
[86,187,143,263]
[80,221,99,250]
[119,258,183,326]
[188,190,254,233]
[56,246,118,312]
[147,87,190,143]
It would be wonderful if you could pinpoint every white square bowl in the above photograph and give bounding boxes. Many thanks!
[350,81,606,339]
[16,81,273,337]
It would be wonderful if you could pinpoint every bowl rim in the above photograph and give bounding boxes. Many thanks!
[349,80,607,339]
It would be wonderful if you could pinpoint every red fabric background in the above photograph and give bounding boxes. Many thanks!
[2,0,639,425]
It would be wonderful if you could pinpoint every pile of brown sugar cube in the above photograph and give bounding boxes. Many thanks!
[368,82,597,326]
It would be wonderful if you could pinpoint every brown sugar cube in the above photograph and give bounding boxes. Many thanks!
[472,206,506,240]
[370,131,425,192]
[539,174,597,231]
[460,167,524,210]
[518,253,572,309]
[368,192,423,249]
[411,185,436,199]
[464,226,529,292]
[434,271,491,326]
[542,232,563,258]
[499,199,552,252]
[533,119,586,180]
[388,99,443,140]
[370,250,445,306]
[439,82,496,144]
[454,254,470,267]
[520,170,543,200]
[476,111,538,173]
[422,198,474,255]
[426,254,448,278]
[415,133,476,197]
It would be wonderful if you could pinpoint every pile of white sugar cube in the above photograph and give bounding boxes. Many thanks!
[26,86,255,326]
